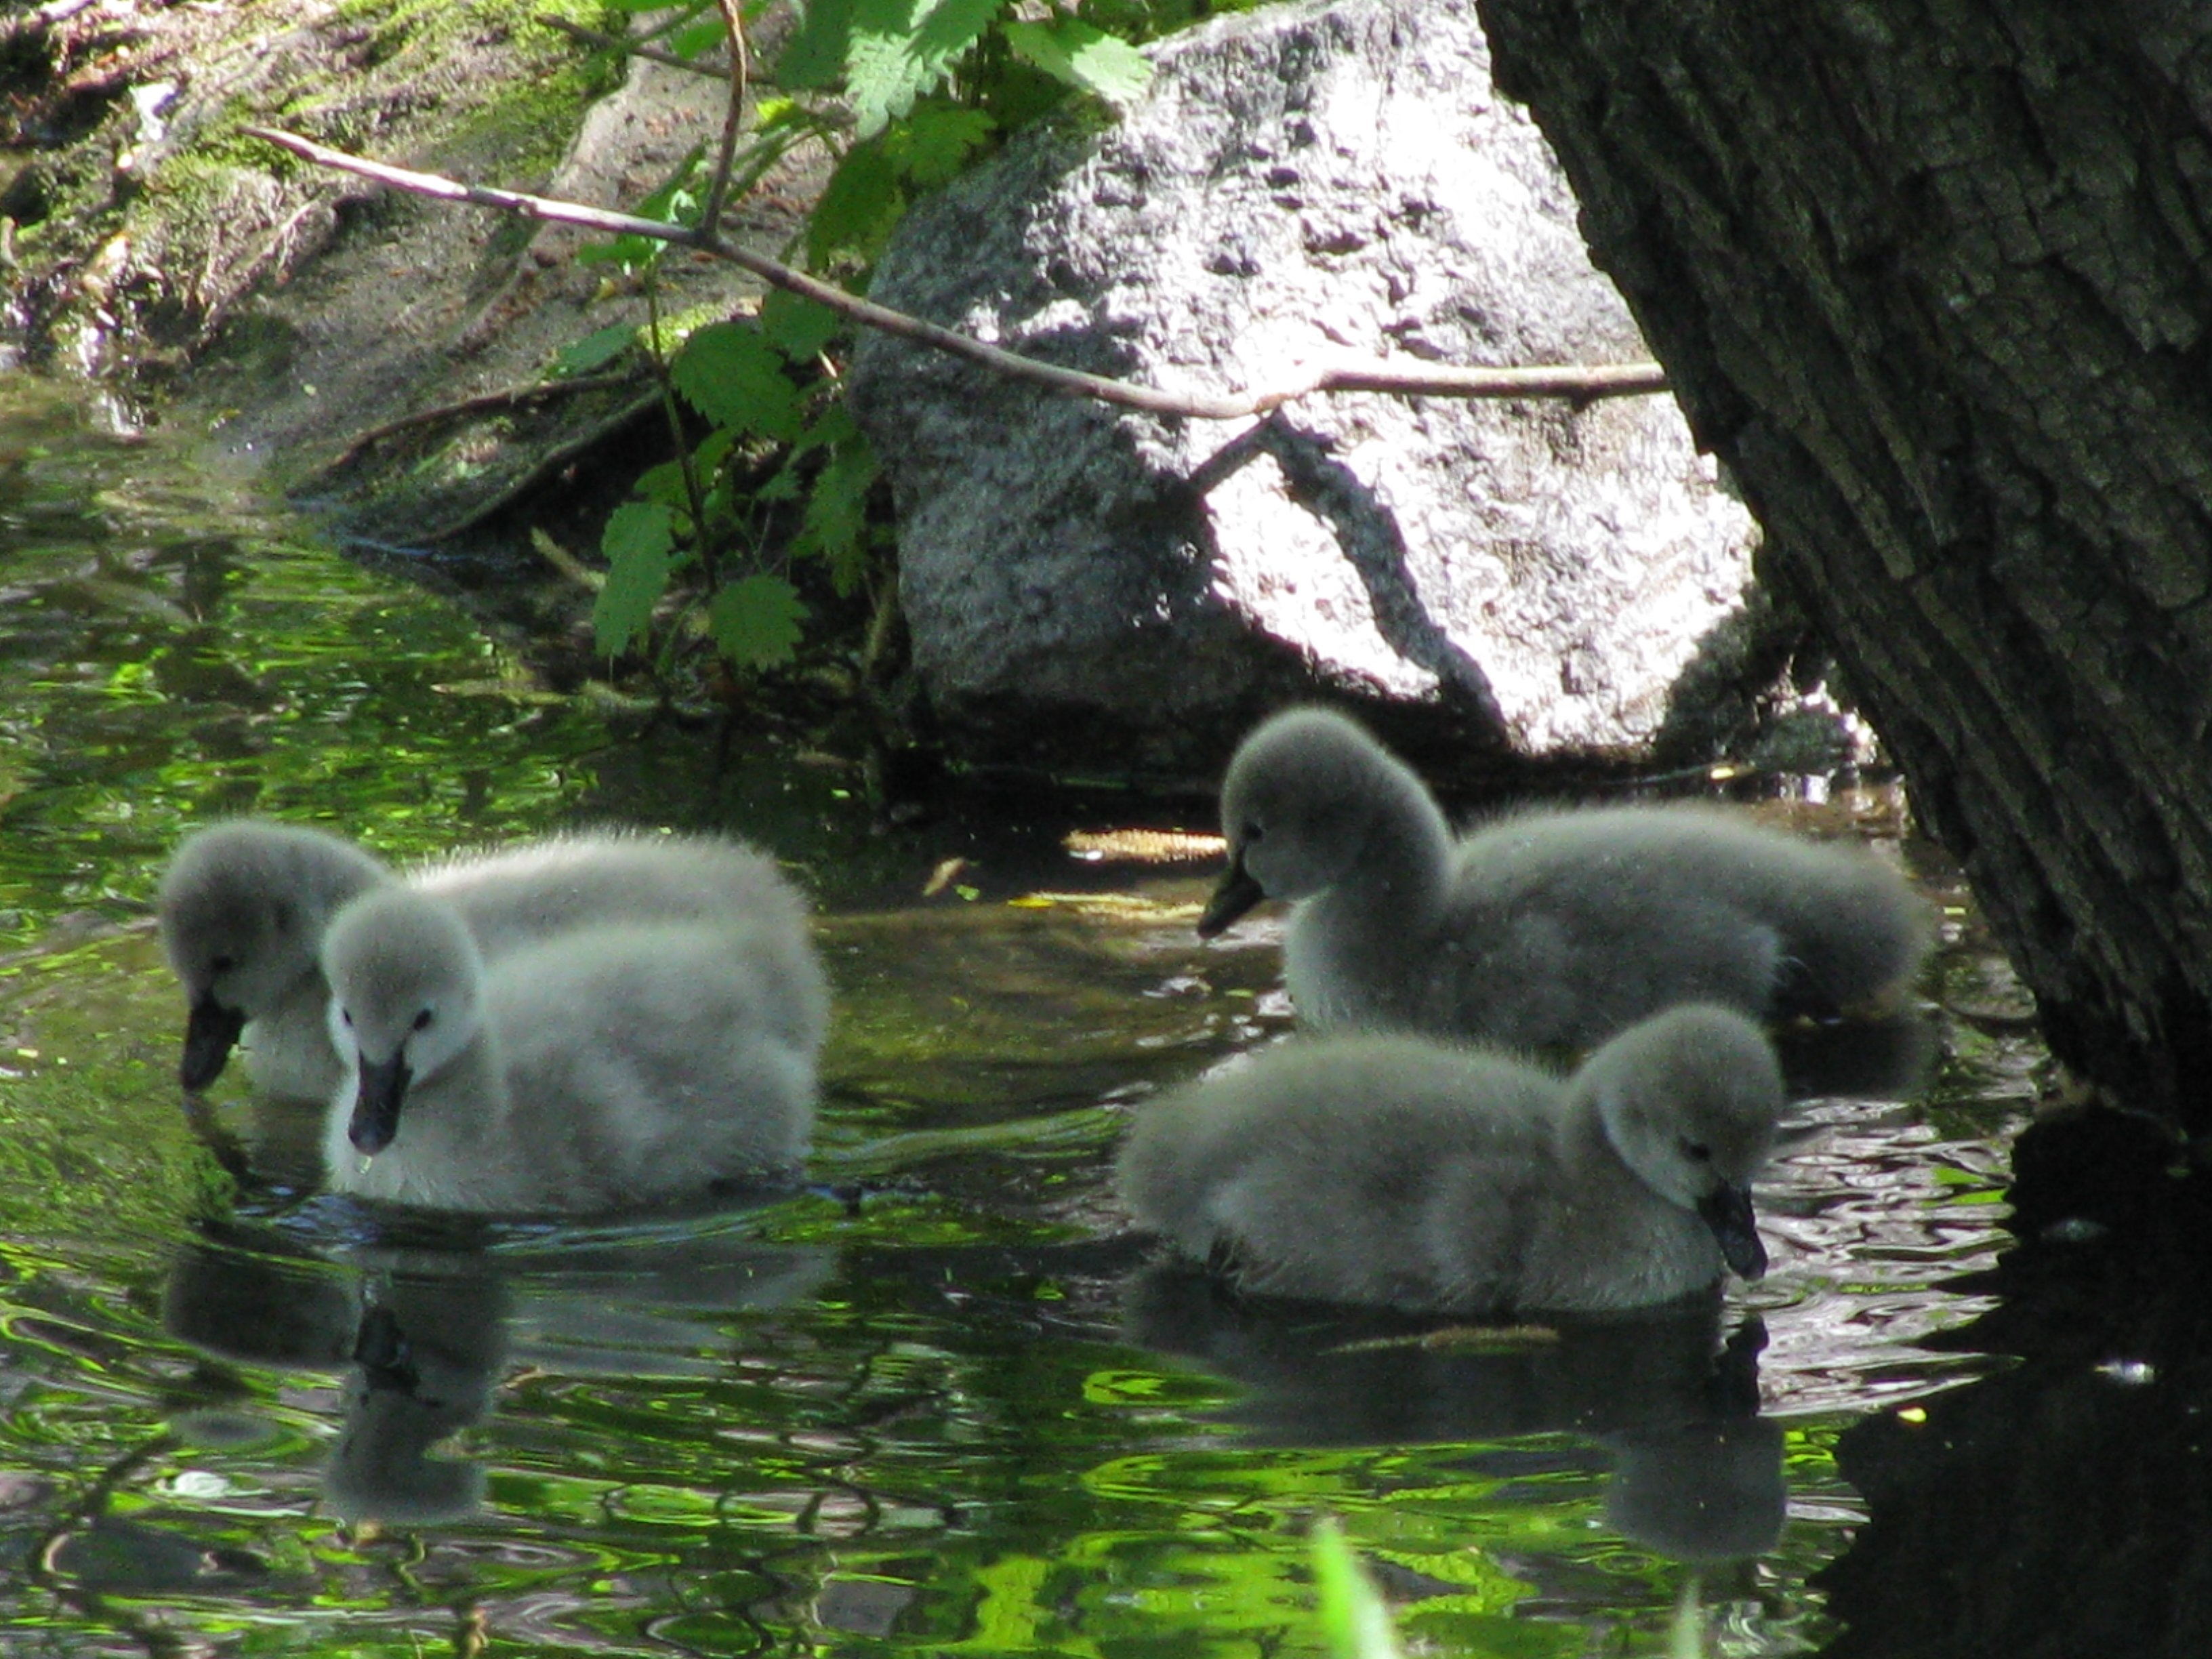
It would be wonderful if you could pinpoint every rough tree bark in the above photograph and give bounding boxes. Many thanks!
[1473,0,2212,1136]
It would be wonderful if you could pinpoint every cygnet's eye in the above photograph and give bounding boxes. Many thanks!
[209,954,235,975]
[411,1009,434,1032]
[1679,1138,1714,1164]
[1241,820,1265,844]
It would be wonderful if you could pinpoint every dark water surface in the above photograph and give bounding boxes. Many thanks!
[0,383,2050,1656]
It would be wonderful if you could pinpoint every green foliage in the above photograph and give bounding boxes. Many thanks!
[671,323,803,441]
[845,0,1006,139]
[710,573,808,667]
[594,500,680,657]
[567,0,1202,694]
[1002,16,1154,102]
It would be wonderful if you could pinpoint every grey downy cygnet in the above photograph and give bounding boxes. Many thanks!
[319,886,820,1214]
[1200,705,1930,1050]
[1115,1003,1786,1314]
[157,821,822,1102]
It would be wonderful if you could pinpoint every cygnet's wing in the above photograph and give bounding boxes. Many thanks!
[487,922,818,1200]
[1120,1038,1566,1314]
[1433,811,1790,1046]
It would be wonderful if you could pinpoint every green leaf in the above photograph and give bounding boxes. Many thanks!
[708,574,807,668]
[847,0,1006,139]
[671,323,803,440]
[806,140,905,266]
[889,100,997,186]
[667,16,728,58]
[554,323,638,375]
[794,436,880,594]
[1001,18,1152,103]
[773,0,859,90]
[594,502,678,657]
[633,458,692,511]
[760,291,842,362]
[1311,1519,1404,1659]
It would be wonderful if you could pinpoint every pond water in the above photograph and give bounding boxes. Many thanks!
[0,381,2057,1656]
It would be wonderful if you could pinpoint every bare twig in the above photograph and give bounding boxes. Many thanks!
[536,14,727,79]
[312,371,640,474]
[242,126,1669,421]
[699,0,750,239]
[411,388,663,542]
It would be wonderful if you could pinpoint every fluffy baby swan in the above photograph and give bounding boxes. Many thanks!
[158,821,821,1101]
[1115,1004,1785,1313]
[1202,706,1929,1049]
[319,887,817,1214]
[159,823,389,1099]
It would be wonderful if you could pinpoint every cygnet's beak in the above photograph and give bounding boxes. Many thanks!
[180,992,248,1091]
[348,1050,413,1156]
[1197,851,1267,939]
[1698,1184,1768,1279]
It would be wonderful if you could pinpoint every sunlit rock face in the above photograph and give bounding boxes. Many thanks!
[851,0,1759,774]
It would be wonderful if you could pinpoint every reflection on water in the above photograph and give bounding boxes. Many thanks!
[0,379,2064,1654]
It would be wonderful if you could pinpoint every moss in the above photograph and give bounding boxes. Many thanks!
[7,0,628,373]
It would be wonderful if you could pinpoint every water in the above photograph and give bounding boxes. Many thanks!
[0,381,2047,1656]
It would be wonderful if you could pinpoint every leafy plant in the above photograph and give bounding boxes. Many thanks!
[565,0,1214,699]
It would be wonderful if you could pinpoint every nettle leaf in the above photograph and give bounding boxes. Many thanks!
[668,16,727,57]
[554,323,637,375]
[1002,18,1152,104]
[709,574,807,668]
[807,141,904,266]
[890,100,997,186]
[672,323,803,441]
[773,0,858,90]
[634,458,693,511]
[847,0,1006,139]
[760,291,842,362]
[594,502,679,657]
[796,436,881,595]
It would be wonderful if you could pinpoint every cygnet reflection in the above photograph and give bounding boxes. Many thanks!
[1124,1264,1786,1565]
[161,1216,835,1526]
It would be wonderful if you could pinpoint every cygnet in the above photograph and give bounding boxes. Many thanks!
[319,886,817,1214]
[1115,1003,1786,1314]
[1201,706,1929,1049]
[157,821,823,1101]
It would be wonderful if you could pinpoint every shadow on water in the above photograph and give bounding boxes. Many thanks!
[7,376,2191,1654]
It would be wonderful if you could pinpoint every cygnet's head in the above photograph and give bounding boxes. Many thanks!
[321,889,485,1157]
[1580,1004,1785,1279]
[1201,707,1443,937]
[158,822,384,1090]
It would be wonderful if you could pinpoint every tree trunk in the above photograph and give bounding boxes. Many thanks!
[1472,0,2212,1133]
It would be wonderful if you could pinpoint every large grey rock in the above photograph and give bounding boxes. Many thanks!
[851,0,1760,774]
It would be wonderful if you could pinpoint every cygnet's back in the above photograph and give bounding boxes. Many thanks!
[1115,1004,1785,1314]
[158,821,825,1101]
[321,887,816,1214]
[417,832,827,1060]
[1202,707,1929,1050]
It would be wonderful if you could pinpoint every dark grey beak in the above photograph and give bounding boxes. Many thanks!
[180,992,248,1091]
[1197,851,1267,939]
[1698,1185,1768,1280]
[348,1050,413,1156]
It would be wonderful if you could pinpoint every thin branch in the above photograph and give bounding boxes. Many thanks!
[241,126,1669,421]
[311,370,639,474]
[699,0,751,239]
[536,14,727,80]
